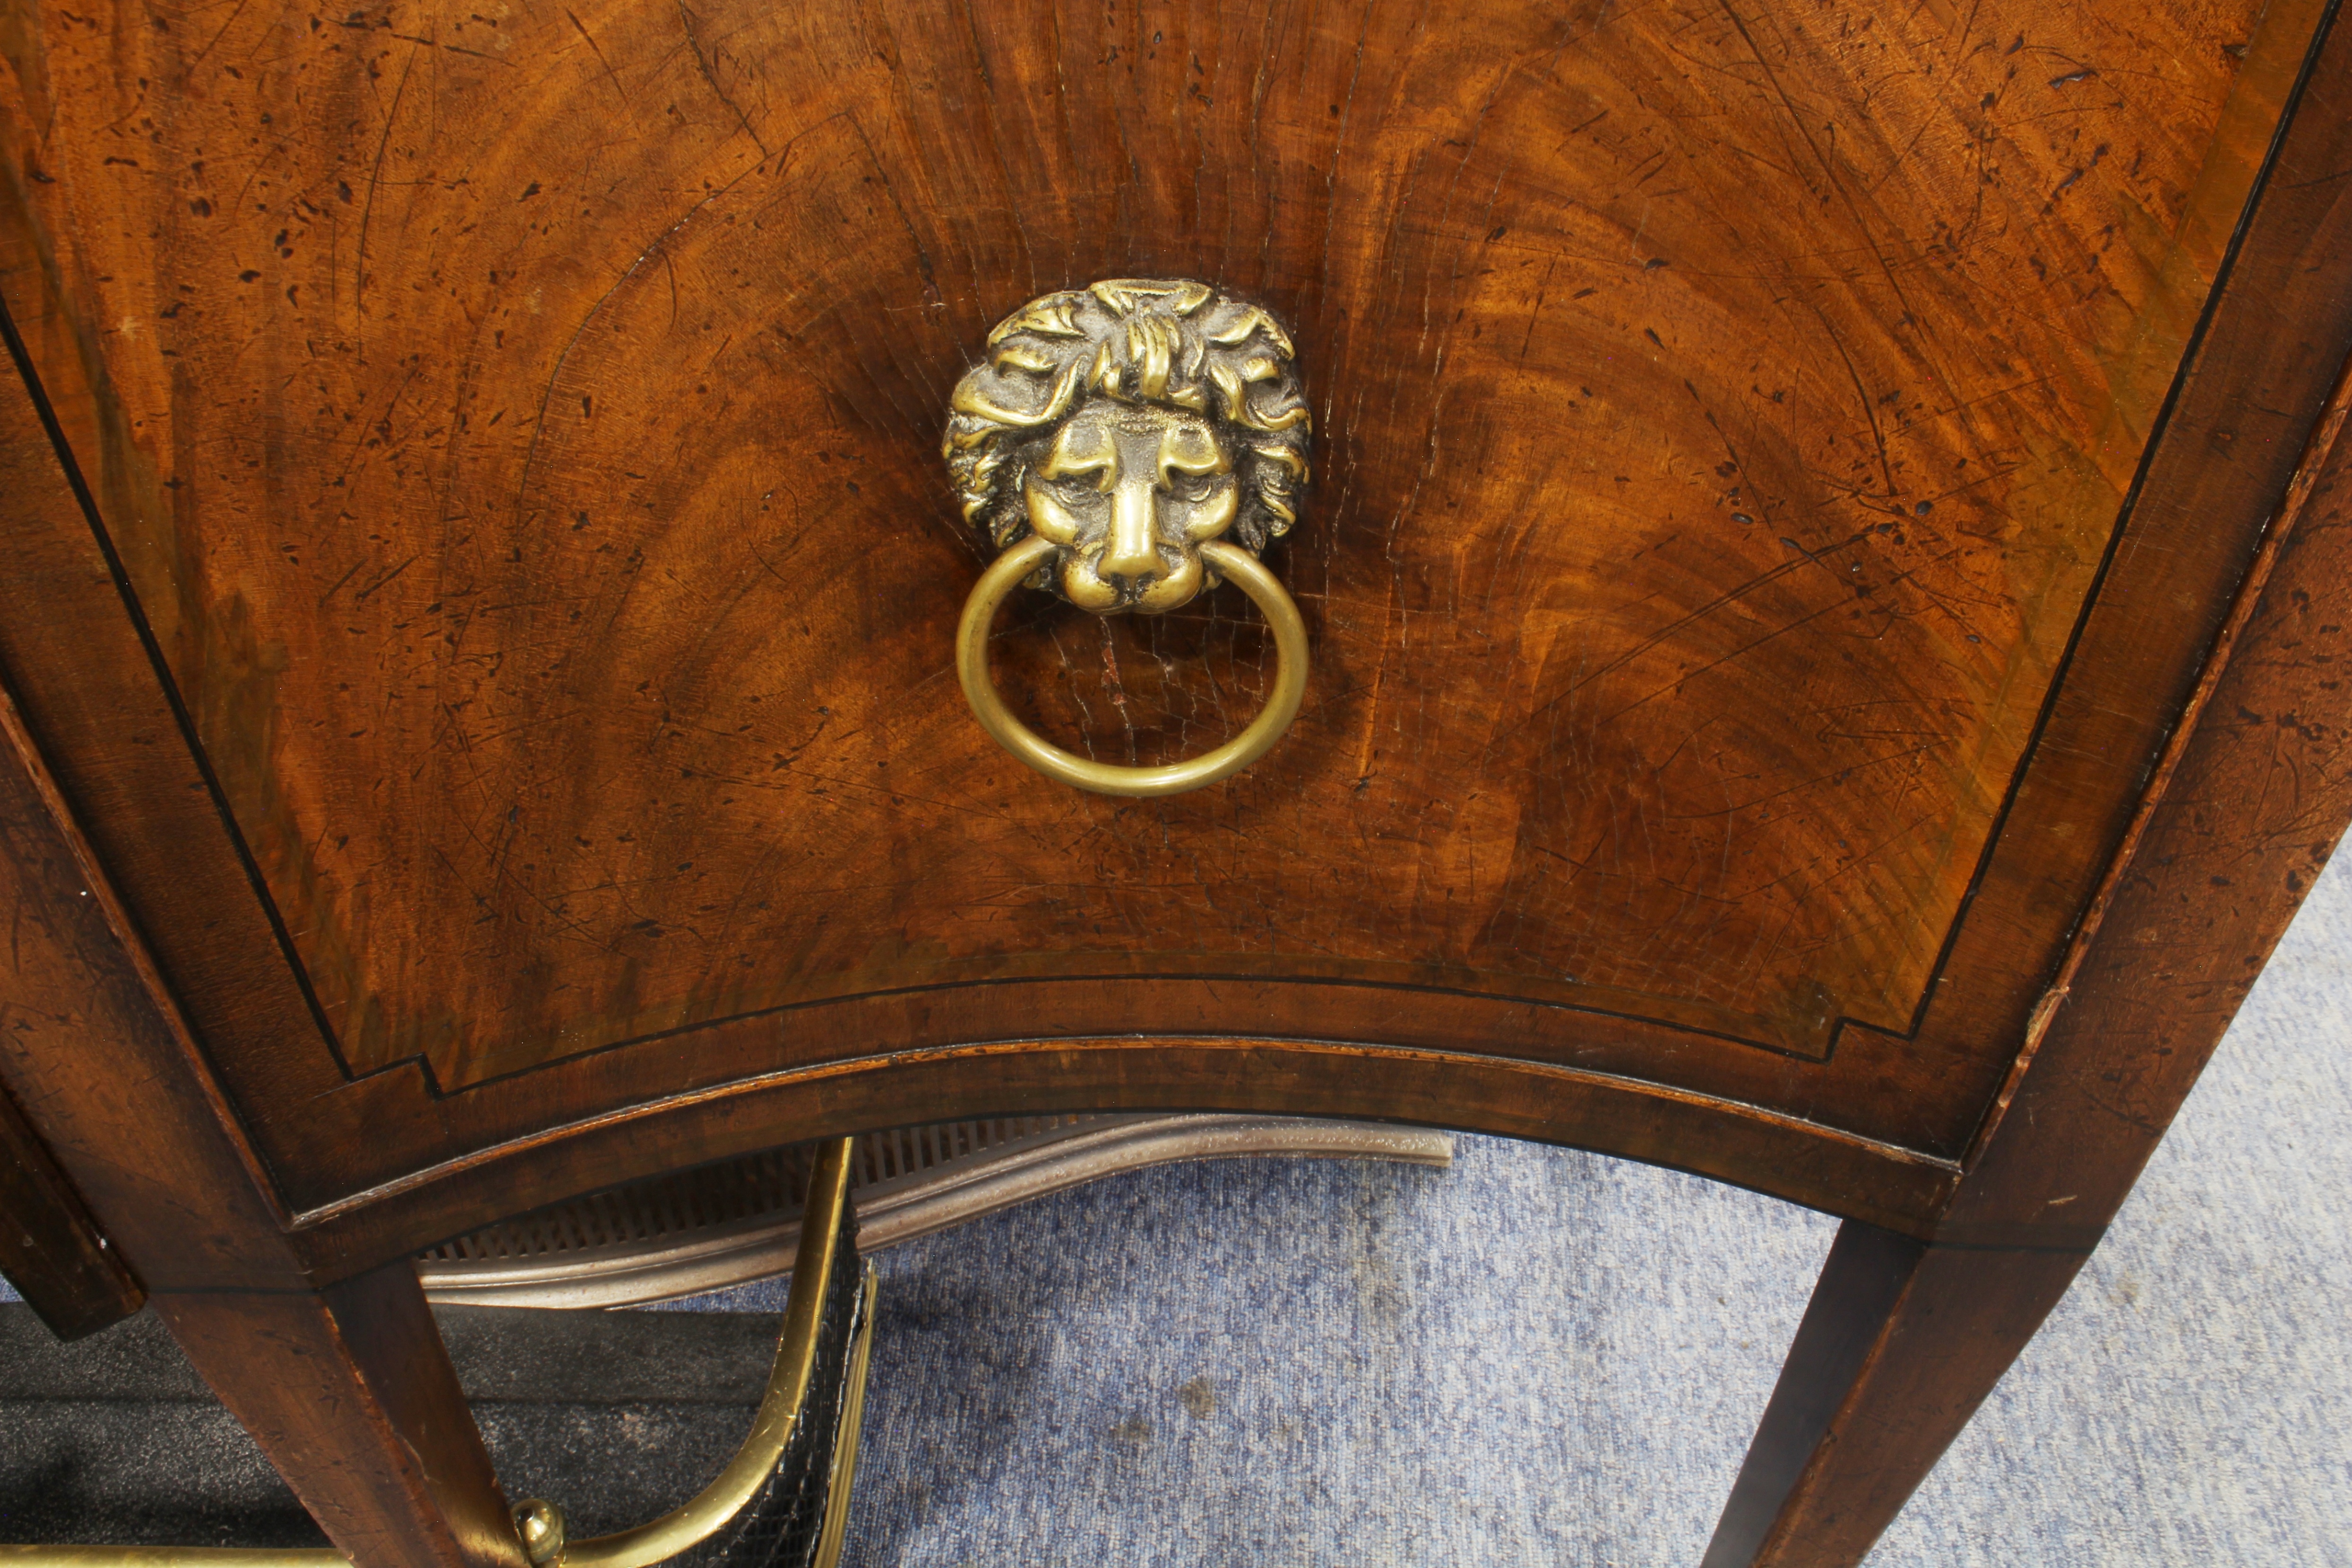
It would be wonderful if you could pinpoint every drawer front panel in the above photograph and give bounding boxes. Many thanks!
[0,0,2341,1212]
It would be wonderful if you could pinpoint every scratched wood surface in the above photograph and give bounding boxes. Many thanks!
[0,1072,144,1338]
[0,0,2339,1217]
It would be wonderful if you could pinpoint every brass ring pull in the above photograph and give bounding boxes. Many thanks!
[956,533,1309,798]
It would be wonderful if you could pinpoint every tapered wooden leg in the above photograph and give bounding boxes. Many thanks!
[1701,1221,2090,1568]
[153,1261,527,1568]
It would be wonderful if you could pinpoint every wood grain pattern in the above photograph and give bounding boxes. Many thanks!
[0,0,2335,1216]
[156,1264,525,1568]
[1949,271,2352,1249]
[0,0,2347,1260]
[287,1034,1966,1277]
[1,577,520,1568]
[0,679,303,1292]
[1702,1223,2088,1568]
[0,1074,144,1339]
[1709,149,2352,1564]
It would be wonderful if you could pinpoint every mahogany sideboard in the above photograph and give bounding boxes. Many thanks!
[3,0,2351,1563]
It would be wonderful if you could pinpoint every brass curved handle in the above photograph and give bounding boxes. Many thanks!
[956,534,1308,798]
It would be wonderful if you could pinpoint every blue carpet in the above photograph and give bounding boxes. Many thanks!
[667,847,2352,1566]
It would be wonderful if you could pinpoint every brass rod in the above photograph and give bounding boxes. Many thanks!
[1,1136,862,1568]
[0,1552,342,1568]
[538,1133,855,1568]
[810,1263,879,1568]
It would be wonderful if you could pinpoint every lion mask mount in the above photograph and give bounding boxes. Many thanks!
[943,278,1311,614]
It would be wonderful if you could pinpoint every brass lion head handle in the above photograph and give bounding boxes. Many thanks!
[944,279,1311,797]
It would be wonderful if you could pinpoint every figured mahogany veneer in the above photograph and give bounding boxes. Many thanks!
[3,0,2352,1563]
[0,0,2339,1222]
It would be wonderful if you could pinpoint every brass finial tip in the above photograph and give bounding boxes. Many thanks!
[513,1499,569,1566]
